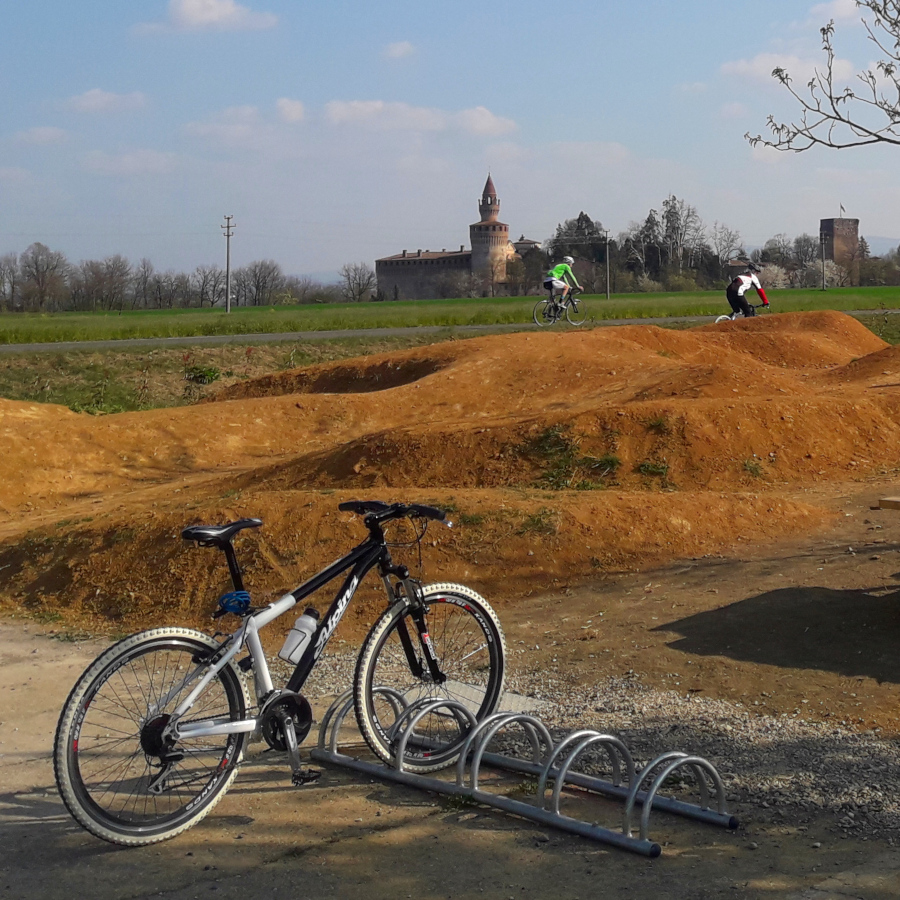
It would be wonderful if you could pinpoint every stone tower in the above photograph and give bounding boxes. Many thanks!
[820,217,860,282]
[470,174,509,285]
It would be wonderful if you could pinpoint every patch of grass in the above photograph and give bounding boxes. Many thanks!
[517,507,557,536]
[458,512,486,527]
[0,334,455,413]
[644,415,670,434]
[183,364,221,385]
[637,460,669,478]
[743,458,764,478]
[526,426,619,490]
[442,794,479,812]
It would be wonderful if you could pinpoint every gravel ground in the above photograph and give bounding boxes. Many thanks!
[274,646,900,844]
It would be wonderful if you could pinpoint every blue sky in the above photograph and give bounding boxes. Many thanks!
[1,0,898,279]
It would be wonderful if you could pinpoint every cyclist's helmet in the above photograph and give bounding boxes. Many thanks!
[746,262,762,273]
[563,256,574,265]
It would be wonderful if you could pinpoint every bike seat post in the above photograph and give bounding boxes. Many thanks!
[221,542,246,592]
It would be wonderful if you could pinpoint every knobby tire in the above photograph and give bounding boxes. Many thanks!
[54,628,250,846]
[353,583,506,773]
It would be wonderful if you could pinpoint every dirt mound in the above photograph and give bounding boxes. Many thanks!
[1,310,898,630]
[212,353,453,400]
[0,487,831,640]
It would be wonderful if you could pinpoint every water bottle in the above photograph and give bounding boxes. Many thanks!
[278,607,320,664]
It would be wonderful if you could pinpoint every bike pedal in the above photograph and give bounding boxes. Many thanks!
[291,767,321,787]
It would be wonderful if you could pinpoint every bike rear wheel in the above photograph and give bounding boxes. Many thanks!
[353,583,506,773]
[533,298,555,326]
[54,628,250,846]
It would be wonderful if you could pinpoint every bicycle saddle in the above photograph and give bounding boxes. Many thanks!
[181,518,262,547]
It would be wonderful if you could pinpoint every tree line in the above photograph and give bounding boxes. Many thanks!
[0,244,364,313]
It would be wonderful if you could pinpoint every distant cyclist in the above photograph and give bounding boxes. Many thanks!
[726,262,769,317]
[543,256,582,304]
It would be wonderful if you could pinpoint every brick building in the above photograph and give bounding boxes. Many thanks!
[375,175,519,300]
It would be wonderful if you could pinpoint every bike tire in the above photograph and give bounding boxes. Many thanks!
[565,297,587,326]
[533,299,553,326]
[54,628,250,846]
[353,583,506,773]
[714,314,734,324]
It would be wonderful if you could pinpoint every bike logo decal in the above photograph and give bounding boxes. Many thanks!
[313,574,359,656]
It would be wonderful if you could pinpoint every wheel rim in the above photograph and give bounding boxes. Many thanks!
[67,641,242,834]
[364,598,501,762]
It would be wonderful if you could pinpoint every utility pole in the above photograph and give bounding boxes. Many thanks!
[605,230,611,300]
[221,215,235,313]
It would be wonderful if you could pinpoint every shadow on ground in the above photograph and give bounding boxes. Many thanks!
[656,584,900,684]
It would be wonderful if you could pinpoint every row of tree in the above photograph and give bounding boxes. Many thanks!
[0,245,382,313]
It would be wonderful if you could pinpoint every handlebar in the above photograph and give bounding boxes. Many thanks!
[338,500,448,524]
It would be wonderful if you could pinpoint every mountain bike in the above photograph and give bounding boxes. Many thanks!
[714,302,768,324]
[533,286,586,326]
[53,500,506,846]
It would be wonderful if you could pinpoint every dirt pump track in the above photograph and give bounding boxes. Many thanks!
[1,310,900,636]
[6,311,900,897]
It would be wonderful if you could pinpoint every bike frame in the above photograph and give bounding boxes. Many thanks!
[166,528,425,743]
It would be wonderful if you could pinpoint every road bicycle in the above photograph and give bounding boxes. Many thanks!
[714,302,768,324]
[533,286,587,326]
[53,500,506,846]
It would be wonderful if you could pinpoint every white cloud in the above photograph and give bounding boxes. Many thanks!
[325,100,516,136]
[184,105,261,144]
[82,149,177,176]
[15,126,67,144]
[722,52,855,85]
[276,98,305,123]
[325,100,445,130]
[139,0,277,33]
[809,0,859,22]
[719,102,748,119]
[750,143,788,164]
[67,89,147,114]
[384,41,415,60]
[453,106,516,137]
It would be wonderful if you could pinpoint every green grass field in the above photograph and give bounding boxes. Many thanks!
[2,285,900,345]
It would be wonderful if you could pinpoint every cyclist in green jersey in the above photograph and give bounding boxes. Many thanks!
[543,256,582,303]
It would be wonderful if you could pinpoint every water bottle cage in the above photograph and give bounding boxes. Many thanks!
[217,590,252,616]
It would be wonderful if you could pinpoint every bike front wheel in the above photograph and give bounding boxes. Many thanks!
[54,628,250,846]
[353,583,506,773]
[714,314,735,323]
[565,297,587,325]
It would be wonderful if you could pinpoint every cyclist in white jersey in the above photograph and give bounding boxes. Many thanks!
[726,262,769,317]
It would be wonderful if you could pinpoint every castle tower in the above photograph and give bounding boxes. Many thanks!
[470,174,509,285]
[820,217,860,282]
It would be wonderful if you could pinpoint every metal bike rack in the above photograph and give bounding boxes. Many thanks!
[310,690,739,858]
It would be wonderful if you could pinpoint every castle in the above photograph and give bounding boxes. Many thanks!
[375,175,528,300]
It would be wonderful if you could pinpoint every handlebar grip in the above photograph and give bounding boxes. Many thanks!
[407,504,447,522]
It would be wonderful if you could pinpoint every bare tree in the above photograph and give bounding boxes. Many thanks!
[193,264,224,307]
[748,2,900,151]
[243,259,285,306]
[0,253,21,312]
[339,262,376,302]
[132,258,155,310]
[710,222,743,267]
[19,242,70,311]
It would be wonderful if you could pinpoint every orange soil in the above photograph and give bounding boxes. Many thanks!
[1,310,897,635]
